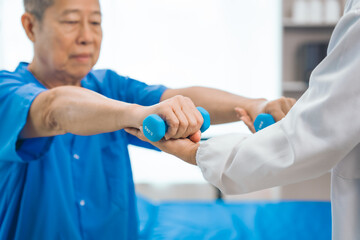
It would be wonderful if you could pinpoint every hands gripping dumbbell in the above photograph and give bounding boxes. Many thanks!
[142,108,274,142]
[143,107,211,142]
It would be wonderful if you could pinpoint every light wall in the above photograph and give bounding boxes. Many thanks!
[97,0,281,100]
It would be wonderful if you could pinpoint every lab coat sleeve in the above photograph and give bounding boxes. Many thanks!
[196,7,360,195]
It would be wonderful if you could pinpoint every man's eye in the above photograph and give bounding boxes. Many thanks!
[64,21,79,24]
[91,21,101,26]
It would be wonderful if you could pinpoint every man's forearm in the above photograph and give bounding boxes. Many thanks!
[20,86,143,138]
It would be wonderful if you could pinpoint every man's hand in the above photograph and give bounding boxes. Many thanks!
[140,95,204,140]
[235,97,296,133]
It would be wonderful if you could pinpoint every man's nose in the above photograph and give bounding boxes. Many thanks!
[77,22,94,45]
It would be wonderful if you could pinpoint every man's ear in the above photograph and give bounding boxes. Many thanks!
[21,13,38,43]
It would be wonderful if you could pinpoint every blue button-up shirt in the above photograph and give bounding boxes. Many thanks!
[0,63,166,239]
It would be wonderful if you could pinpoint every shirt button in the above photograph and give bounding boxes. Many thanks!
[79,200,85,206]
[73,154,80,160]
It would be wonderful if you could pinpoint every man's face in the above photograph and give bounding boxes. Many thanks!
[33,0,102,81]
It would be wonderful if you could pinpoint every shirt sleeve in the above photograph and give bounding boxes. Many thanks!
[89,69,167,106]
[87,70,168,149]
[0,80,52,162]
[121,76,167,149]
[196,7,360,195]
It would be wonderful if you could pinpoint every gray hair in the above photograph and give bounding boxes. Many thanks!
[24,0,55,21]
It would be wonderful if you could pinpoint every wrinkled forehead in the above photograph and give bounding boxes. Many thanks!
[49,0,101,16]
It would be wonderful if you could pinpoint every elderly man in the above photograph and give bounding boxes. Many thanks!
[0,0,295,239]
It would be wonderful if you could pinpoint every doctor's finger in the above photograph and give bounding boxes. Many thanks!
[271,110,286,122]
[124,127,147,142]
[235,107,255,133]
[242,116,256,133]
[189,130,201,143]
[282,97,296,114]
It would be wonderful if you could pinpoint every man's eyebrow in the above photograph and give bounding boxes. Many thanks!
[61,9,102,16]
[92,11,102,16]
[61,9,80,15]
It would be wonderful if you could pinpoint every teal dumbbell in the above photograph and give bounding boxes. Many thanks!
[254,113,275,132]
[143,107,210,142]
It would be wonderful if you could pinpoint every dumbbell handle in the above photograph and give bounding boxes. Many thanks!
[254,113,275,132]
[143,107,211,142]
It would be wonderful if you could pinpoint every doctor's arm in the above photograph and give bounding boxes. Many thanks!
[161,87,295,132]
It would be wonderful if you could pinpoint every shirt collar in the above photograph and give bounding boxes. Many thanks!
[16,62,48,89]
[15,62,91,89]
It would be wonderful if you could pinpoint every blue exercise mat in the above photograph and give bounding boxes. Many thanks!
[137,195,331,240]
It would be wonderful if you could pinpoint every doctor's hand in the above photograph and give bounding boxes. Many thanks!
[125,127,199,165]
[235,97,296,133]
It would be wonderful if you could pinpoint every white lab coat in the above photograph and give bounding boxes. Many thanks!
[196,1,360,239]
